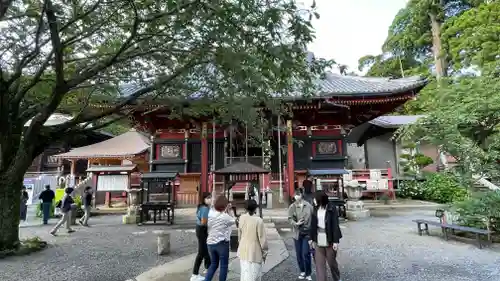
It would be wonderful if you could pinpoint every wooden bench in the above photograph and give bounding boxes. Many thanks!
[412,219,493,249]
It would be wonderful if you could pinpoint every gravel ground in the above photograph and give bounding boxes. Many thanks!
[265,210,500,281]
[1,215,198,281]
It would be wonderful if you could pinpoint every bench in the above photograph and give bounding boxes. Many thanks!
[412,219,493,249]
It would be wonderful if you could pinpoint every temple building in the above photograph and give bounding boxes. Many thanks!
[92,72,427,207]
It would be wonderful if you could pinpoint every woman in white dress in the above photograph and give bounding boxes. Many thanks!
[237,200,268,281]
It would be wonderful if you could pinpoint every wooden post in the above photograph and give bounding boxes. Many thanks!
[286,120,295,198]
[201,122,208,193]
[184,130,189,173]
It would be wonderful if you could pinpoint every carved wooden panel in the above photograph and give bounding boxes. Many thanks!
[317,141,337,155]
[160,145,181,158]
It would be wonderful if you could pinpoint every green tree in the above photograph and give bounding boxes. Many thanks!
[383,0,490,78]
[442,1,500,74]
[357,54,428,78]
[397,75,500,182]
[0,0,329,251]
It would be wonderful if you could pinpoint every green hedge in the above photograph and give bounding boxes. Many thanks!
[397,172,468,203]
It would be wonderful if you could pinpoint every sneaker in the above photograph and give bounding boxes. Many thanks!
[50,231,57,236]
[305,276,312,281]
[298,273,306,279]
[190,274,204,281]
[67,229,75,233]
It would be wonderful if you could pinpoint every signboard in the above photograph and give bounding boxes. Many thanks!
[67,174,75,188]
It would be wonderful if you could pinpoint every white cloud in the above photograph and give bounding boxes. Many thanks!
[306,0,408,74]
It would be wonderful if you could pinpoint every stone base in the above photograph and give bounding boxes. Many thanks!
[346,209,370,221]
[153,230,171,255]
[122,214,139,224]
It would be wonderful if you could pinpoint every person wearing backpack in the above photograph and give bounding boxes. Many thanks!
[50,187,76,235]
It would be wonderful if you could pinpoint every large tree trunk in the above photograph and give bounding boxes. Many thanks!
[0,169,24,251]
[429,12,447,80]
[429,11,448,172]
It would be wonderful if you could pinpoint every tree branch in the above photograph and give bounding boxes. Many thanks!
[55,56,211,133]
[66,0,140,89]
[22,0,68,145]
[0,0,13,20]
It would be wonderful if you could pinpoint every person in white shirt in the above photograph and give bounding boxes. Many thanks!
[204,195,235,281]
[309,191,342,281]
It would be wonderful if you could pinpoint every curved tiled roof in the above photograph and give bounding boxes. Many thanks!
[54,129,150,159]
[317,73,427,96]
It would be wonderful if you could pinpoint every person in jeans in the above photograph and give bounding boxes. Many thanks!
[50,188,76,235]
[204,195,235,281]
[191,193,212,281]
[38,185,55,224]
[288,192,313,280]
[309,191,342,281]
[79,186,93,227]
[238,199,268,281]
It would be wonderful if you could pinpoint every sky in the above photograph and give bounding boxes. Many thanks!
[306,0,409,74]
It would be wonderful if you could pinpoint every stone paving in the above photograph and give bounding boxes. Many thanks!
[266,210,500,281]
[1,215,198,281]
[5,208,500,281]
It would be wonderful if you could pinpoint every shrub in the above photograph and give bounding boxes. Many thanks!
[35,201,56,218]
[73,196,84,218]
[0,237,47,259]
[397,180,425,199]
[422,172,468,203]
[452,191,500,231]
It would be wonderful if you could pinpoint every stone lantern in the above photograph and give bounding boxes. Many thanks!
[122,188,141,224]
[345,180,370,220]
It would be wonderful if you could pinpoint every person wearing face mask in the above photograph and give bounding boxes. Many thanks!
[309,191,342,281]
[287,192,313,280]
[191,193,212,281]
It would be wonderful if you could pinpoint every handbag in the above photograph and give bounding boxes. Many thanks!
[317,229,328,247]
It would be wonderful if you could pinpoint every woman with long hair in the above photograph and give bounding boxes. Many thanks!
[204,195,235,281]
[238,200,268,281]
[309,191,342,281]
[191,193,212,281]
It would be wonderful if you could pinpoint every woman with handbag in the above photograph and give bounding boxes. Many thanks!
[237,199,268,281]
[309,191,342,281]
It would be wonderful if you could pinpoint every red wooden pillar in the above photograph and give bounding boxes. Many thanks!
[200,122,209,193]
[286,120,295,198]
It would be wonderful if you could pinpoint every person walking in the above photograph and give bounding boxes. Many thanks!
[302,175,314,205]
[50,187,76,235]
[204,195,235,281]
[79,186,93,227]
[38,185,55,224]
[238,199,268,281]
[191,193,212,281]
[20,186,29,223]
[309,191,343,281]
[288,192,313,280]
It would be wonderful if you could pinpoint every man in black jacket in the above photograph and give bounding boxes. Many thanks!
[38,185,55,224]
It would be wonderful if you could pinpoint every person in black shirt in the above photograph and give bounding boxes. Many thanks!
[39,185,55,224]
[20,186,29,222]
[79,186,93,226]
